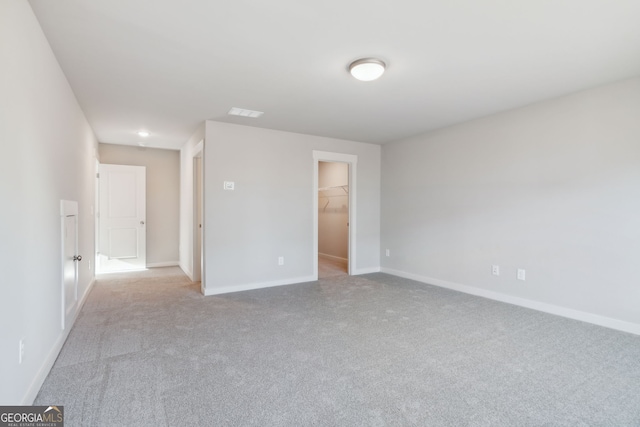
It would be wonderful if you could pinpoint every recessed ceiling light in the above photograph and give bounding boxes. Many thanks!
[228,107,264,118]
[137,130,150,137]
[349,58,386,82]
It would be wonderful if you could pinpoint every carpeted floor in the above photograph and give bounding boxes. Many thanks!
[35,267,640,426]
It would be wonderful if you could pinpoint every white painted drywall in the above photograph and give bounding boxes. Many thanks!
[381,76,640,329]
[179,126,205,280]
[99,144,180,266]
[202,121,380,294]
[0,1,98,404]
[318,161,349,259]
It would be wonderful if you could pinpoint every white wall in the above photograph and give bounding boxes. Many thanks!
[381,76,640,333]
[0,2,98,404]
[99,144,180,266]
[179,125,205,279]
[203,121,380,294]
[318,161,349,259]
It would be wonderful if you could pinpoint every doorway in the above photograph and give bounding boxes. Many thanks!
[192,150,204,287]
[97,164,147,272]
[312,151,357,280]
[192,140,204,293]
[318,161,349,278]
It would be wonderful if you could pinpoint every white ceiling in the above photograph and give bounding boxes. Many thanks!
[29,0,640,150]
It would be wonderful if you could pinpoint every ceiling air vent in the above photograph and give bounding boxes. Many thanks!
[228,107,264,118]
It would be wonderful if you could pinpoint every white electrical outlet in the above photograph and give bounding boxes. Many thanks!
[223,181,235,191]
[385,249,390,257]
[492,265,500,276]
[19,339,24,364]
[278,256,284,266]
[517,269,526,281]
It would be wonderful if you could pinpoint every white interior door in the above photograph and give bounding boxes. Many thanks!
[61,200,79,329]
[98,164,146,272]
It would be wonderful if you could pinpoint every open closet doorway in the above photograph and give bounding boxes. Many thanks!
[313,150,357,280]
[318,162,349,278]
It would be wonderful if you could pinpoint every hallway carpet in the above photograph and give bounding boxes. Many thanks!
[35,267,640,426]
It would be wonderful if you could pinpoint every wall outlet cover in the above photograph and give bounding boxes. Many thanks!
[517,269,526,281]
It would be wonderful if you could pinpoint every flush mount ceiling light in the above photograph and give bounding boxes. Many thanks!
[137,130,150,137]
[349,58,386,81]
[228,107,264,118]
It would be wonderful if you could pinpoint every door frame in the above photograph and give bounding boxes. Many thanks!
[312,151,357,279]
[192,140,205,293]
[95,159,100,274]
[97,163,147,272]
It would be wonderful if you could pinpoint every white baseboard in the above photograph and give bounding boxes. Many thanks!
[381,267,640,336]
[353,266,381,275]
[204,275,316,296]
[22,277,96,404]
[319,253,348,262]
[146,261,179,268]
[179,262,193,281]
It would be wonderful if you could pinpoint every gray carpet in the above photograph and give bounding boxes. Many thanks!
[35,267,640,426]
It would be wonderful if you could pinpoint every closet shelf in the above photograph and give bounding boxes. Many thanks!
[318,185,348,194]
[319,185,348,211]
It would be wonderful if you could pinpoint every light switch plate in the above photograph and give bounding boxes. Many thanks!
[223,181,235,191]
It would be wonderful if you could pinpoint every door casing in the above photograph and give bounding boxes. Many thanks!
[97,164,146,272]
[312,151,357,279]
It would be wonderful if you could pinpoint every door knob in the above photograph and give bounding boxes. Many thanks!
[140,221,145,225]
[73,255,82,262]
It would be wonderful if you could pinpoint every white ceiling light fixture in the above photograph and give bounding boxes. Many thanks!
[137,130,150,137]
[228,107,264,118]
[349,58,386,82]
